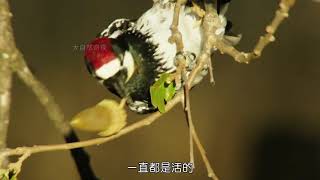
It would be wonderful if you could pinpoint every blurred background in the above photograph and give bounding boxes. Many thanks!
[6,0,320,179]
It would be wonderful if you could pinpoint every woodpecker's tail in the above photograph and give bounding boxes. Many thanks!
[64,130,99,180]
[217,0,231,14]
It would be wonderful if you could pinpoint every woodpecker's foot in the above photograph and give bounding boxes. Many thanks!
[173,51,196,90]
[190,1,205,19]
[128,100,155,114]
[175,51,196,71]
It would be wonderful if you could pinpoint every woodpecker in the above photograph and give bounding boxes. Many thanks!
[84,0,238,113]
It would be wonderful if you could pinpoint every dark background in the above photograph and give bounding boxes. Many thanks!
[6,0,320,180]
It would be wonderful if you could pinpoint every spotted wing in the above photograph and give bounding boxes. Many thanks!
[99,19,136,39]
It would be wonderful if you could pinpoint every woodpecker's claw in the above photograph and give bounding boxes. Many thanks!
[175,51,196,72]
[173,51,197,90]
[190,1,205,19]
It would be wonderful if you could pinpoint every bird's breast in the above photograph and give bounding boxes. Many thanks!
[136,3,203,72]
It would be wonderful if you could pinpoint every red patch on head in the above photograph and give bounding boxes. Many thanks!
[84,37,116,70]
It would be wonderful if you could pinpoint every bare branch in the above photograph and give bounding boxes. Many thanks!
[0,57,12,168]
[0,0,97,178]
[0,93,182,156]
[217,0,296,64]
[0,0,15,168]
[168,0,195,166]
[169,0,187,52]
[207,54,215,84]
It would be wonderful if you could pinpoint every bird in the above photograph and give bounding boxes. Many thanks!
[84,0,238,114]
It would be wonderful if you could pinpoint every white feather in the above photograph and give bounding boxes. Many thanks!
[95,59,121,80]
[122,51,135,81]
[136,3,203,71]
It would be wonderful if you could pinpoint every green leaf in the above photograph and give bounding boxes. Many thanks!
[150,73,176,113]
[0,169,9,180]
[9,175,17,180]
[0,169,17,180]
[164,82,175,101]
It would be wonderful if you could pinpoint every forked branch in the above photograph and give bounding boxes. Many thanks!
[216,0,296,63]
[0,0,97,179]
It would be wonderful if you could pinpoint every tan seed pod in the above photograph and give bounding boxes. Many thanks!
[70,99,127,136]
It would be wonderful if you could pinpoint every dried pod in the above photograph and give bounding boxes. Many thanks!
[70,99,127,136]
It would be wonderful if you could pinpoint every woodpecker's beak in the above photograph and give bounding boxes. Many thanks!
[84,60,103,80]
[102,69,128,98]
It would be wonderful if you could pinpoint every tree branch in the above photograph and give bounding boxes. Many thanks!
[216,0,296,63]
[0,92,183,157]
[0,0,15,168]
[0,0,98,179]
[169,0,195,167]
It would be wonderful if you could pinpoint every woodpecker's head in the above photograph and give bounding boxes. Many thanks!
[84,37,122,80]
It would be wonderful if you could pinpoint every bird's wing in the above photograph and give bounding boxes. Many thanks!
[99,19,135,39]
[217,0,232,14]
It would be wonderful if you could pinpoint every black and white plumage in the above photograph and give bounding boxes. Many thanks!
[84,0,236,113]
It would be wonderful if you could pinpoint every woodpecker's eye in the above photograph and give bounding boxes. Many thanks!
[84,37,121,80]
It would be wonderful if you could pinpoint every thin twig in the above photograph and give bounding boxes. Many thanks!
[208,54,215,84]
[169,0,195,166]
[169,0,187,88]
[183,2,221,179]
[169,0,186,51]
[0,93,183,157]
[8,150,31,175]
[216,0,296,63]
[184,85,194,166]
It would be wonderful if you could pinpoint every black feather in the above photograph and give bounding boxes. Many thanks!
[102,27,169,113]
[217,0,232,14]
